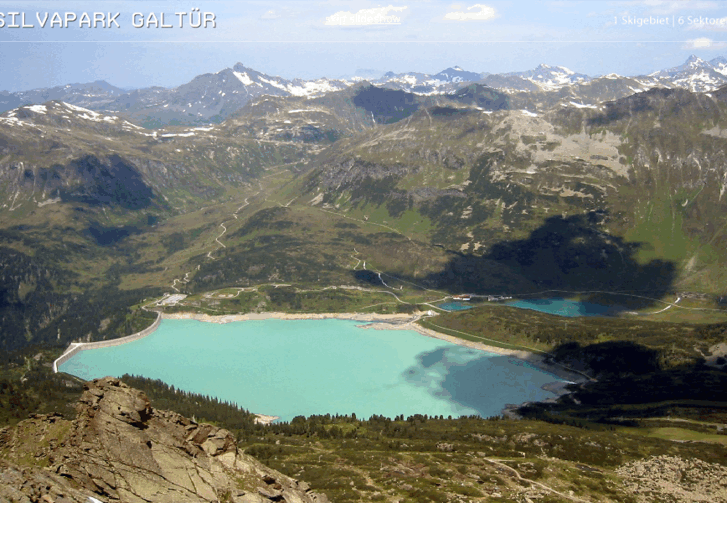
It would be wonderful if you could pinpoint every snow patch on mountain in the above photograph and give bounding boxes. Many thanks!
[569,101,597,109]
[26,105,48,114]
[0,116,30,127]
[711,56,727,76]
[258,76,287,91]
[286,79,346,97]
[7,56,727,130]
[519,64,590,90]
[233,71,258,86]
[650,55,727,92]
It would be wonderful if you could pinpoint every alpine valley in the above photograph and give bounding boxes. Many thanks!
[1,56,727,503]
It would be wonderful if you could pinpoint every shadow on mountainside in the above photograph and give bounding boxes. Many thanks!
[59,154,154,210]
[517,356,727,422]
[22,154,155,211]
[547,340,662,377]
[401,340,726,420]
[352,85,420,124]
[353,212,676,311]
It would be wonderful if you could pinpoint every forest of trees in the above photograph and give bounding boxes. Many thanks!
[120,375,258,434]
[0,343,84,426]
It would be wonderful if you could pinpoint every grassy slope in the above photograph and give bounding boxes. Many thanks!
[423,303,727,369]
[6,89,727,354]
[278,90,727,300]
[239,413,727,503]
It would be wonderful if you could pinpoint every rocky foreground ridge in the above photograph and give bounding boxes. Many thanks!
[0,377,325,503]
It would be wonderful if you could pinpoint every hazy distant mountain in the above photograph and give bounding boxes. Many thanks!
[101,63,351,127]
[649,55,727,92]
[0,81,125,113]
[370,66,485,94]
[505,64,591,90]
[432,66,483,83]
[4,56,727,128]
[711,56,727,75]
[353,68,386,79]
[370,64,589,94]
[374,56,727,100]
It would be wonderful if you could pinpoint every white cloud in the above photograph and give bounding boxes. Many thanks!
[261,10,280,20]
[690,37,713,48]
[684,37,725,50]
[325,5,407,26]
[444,4,497,21]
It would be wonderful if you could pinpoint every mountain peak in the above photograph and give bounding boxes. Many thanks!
[437,66,471,73]
[432,66,482,83]
[685,55,708,66]
[649,54,727,91]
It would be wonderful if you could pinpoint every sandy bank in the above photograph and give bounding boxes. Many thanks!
[160,311,424,324]
[409,323,587,383]
[365,321,542,360]
[253,414,279,425]
[365,321,590,385]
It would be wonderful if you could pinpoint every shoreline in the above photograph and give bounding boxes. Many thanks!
[160,310,425,324]
[404,322,589,417]
[253,414,279,426]
[161,310,588,419]
[53,312,162,373]
[364,320,588,384]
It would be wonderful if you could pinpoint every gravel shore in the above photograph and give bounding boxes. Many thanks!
[160,311,424,324]
[253,414,279,425]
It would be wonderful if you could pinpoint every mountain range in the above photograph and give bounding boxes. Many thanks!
[2,72,727,352]
[0,52,725,384]
[2,52,727,504]
[3,56,727,127]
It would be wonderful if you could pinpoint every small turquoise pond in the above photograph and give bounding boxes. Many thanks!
[60,319,565,422]
[438,302,474,311]
[504,297,619,317]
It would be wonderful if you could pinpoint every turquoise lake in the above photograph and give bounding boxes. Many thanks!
[437,302,474,311]
[504,297,619,317]
[60,319,564,422]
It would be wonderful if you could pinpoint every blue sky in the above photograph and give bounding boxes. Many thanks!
[1,1,727,91]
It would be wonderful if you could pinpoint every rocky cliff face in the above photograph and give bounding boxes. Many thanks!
[0,377,325,503]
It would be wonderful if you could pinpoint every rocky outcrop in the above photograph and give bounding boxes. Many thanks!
[0,377,325,503]
[616,455,727,503]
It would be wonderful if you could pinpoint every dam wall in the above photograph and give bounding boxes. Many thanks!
[52,343,84,372]
[53,313,162,373]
